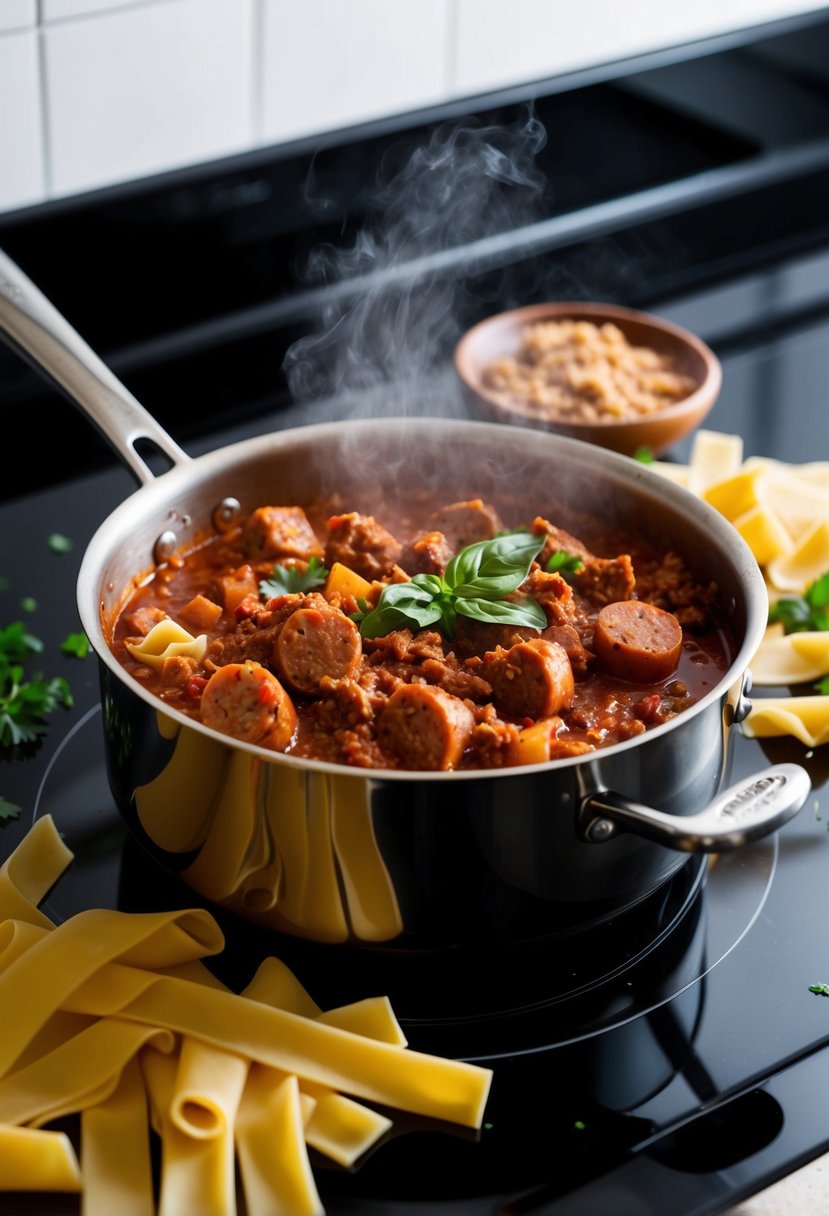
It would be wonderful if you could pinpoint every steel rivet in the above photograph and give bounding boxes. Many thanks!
[153,530,178,564]
[588,818,616,843]
[213,497,242,532]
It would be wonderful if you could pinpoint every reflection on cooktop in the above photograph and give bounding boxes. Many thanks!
[33,705,777,1065]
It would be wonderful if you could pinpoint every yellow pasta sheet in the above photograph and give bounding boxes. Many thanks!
[125,617,207,669]
[0,816,494,1214]
[742,696,829,748]
[650,431,829,745]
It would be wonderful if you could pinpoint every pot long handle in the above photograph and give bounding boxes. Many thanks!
[580,763,810,852]
[0,247,189,485]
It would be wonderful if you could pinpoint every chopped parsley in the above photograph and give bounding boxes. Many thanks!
[259,556,329,599]
[0,796,21,822]
[816,676,829,696]
[633,446,656,464]
[546,548,585,576]
[20,597,37,614]
[0,621,73,747]
[809,983,829,997]
[60,632,90,659]
[48,533,74,554]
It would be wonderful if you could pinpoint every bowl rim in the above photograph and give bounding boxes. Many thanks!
[454,299,722,430]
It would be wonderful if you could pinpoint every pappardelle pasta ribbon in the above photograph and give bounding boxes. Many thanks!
[651,431,829,747]
[0,816,493,1213]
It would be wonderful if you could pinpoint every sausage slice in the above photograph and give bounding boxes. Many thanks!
[377,685,475,770]
[593,600,683,683]
[427,499,502,552]
[200,661,297,750]
[482,639,575,721]
[274,605,362,694]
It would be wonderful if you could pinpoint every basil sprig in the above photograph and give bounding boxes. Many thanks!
[354,531,547,640]
[768,570,829,634]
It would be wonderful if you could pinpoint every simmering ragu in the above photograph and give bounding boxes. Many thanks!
[111,493,731,771]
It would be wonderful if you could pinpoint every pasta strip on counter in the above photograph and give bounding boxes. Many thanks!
[0,1124,82,1192]
[142,1047,236,1216]
[170,1035,249,1141]
[0,815,73,927]
[0,1019,173,1127]
[740,696,829,748]
[749,630,829,686]
[235,1067,323,1216]
[64,967,492,1128]
[0,817,495,1214]
[80,1055,154,1216]
[650,431,829,746]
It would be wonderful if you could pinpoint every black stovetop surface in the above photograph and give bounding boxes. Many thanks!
[1,280,829,1213]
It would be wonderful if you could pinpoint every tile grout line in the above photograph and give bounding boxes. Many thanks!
[444,0,458,99]
[250,0,265,147]
[35,0,53,197]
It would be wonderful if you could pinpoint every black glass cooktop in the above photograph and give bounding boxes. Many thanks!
[1,279,829,1213]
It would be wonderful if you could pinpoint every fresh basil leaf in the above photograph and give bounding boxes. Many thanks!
[806,571,829,611]
[374,581,435,608]
[357,529,545,640]
[411,573,447,598]
[768,597,812,633]
[357,599,444,639]
[445,531,542,597]
[455,595,548,630]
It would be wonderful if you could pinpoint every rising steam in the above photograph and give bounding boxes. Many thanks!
[282,109,549,413]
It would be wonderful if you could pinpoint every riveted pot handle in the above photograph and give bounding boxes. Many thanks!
[580,763,810,852]
[0,247,190,486]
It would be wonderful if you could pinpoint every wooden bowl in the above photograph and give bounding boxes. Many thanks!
[454,301,721,457]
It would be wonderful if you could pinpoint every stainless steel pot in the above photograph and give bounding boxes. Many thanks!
[0,249,810,954]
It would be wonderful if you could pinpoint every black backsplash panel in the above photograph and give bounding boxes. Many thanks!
[2,11,829,499]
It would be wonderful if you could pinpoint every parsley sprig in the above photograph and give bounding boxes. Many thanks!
[0,621,73,747]
[353,531,547,640]
[768,571,829,635]
[546,549,585,576]
[259,556,329,599]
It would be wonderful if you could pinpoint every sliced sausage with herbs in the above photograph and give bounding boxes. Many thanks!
[112,495,731,771]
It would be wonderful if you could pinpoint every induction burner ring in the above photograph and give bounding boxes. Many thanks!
[32,707,778,1061]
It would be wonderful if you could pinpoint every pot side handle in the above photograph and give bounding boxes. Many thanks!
[580,763,810,853]
[0,247,189,485]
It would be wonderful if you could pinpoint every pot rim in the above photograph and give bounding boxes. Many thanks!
[77,416,766,782]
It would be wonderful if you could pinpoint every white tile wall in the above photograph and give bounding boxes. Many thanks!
[42,0,148,20]
[0,0,826,214]
[260,0,450,144]
[0,30,44,211]
[44,0,253,197]
[454,0,829,95]
[0,0,36,35]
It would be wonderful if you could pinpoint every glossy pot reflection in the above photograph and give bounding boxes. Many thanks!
[0,250,809,955]
[81,417,799,954]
